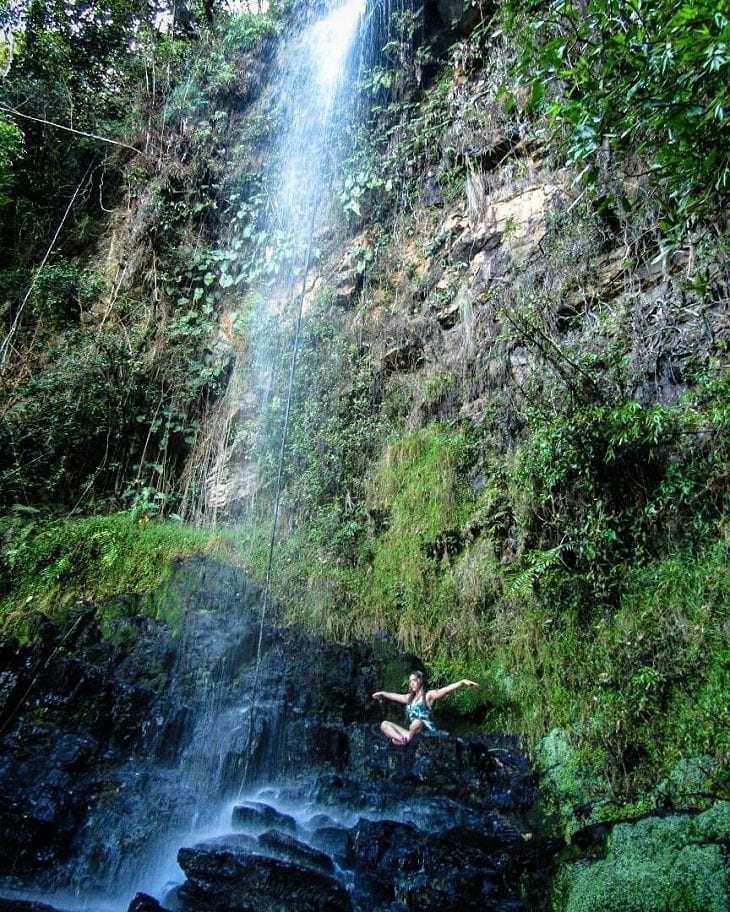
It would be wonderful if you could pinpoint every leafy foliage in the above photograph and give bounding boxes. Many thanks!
[0,112,24,209]
[0,510,218,640]
[29,259,103,327]
[0,2,281,514]
[504,0,730,236]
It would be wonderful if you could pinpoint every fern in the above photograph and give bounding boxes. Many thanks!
[505,545,565,600]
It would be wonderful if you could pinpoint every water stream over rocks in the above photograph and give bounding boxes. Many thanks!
[1,3,560,909]
[0,557,557,912]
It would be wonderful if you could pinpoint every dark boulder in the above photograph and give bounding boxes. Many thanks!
[127,894,173,912]
[351,818,422,904]
[343,725,538,813]
[231,802,296,834]
[0,899,76,912]
[308,823,353,867]
[176,833,352,912]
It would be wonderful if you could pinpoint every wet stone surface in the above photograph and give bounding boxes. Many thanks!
[161,724,550,912]
[0,558,556,912]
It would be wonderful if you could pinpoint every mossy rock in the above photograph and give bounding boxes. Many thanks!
[654,755,726,810]
[535,729,608,827]
[555,802,730,912]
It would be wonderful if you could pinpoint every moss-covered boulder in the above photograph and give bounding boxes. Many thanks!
[555,802,730,912]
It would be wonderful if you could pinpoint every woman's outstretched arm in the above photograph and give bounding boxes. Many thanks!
[426,679,477,706]
[372,690,409,705]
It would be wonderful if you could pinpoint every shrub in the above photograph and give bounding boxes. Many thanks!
[503,0,730,238]
[31,260,104,328]
[555,804,730,912]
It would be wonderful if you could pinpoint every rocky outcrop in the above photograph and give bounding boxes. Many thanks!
[0,556,377,892]
[163,728,550,912]
[0,556,556,911]
[175,833,350,912]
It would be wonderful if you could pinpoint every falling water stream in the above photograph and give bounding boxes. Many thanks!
[239,0,369,790]
[118,1,374,903]
[3,2,395,910]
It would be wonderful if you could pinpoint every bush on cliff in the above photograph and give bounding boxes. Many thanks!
[553,803,730,912]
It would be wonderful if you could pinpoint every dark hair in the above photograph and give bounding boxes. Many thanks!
[407,669,427,705]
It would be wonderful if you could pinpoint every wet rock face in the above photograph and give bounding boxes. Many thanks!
[0,556,555,910]
[167,727,546,912]
[0,608,171,879]
[0,560,247,881]
[0,557,382,892]
[423,0,484,49]
[175,833,351,912]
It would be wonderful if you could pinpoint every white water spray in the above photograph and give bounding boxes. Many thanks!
[4,3,406,910]
[186,0,371,522]
[269,0,366,279]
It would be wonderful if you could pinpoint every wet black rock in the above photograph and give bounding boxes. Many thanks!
[171,772,549,912]
[166,717,550,912]
[128,894,173,912]
[338,725,539,816]
[308,823,353,866]
[0,901,73,912]
[257,829,336,875]
[231,802,297,834]
[176,834,351,912]
[0,556,556,910]
[351,818,422,904]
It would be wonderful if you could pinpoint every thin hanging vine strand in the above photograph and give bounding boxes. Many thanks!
[240,208,319,789]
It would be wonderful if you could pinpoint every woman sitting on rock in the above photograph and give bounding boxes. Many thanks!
[372,670,477,745]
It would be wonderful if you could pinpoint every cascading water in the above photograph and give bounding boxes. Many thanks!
[181,0,414,525]
[0,2,397,909]
[237,0,370,787]
[101,2,376,902]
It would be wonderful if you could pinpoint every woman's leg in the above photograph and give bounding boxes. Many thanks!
[380,719,425,745]
[380,720,410,744]
[403,720,425,743]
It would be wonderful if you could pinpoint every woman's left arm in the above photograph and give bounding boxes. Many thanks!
[426,679,478,706]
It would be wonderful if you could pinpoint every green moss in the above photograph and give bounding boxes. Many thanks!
[228,420,494,713]
[556,805,730,912]
[655,757,729,811]
[535,730,608,831]
[489,538,729,792]
[360,423,477,653]
[0,512,219,640]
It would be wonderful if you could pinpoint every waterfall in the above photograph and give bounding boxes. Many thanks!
[273,0,366,249]
[183,0,415,524]
[182,0,371,523]
[2,3,380,908]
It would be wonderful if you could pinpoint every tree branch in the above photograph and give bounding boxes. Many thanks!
[0,102,139,152]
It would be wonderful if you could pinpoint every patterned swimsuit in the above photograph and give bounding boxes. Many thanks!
[406,699,436,731]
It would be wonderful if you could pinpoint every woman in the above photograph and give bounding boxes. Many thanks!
[372,670,478,745]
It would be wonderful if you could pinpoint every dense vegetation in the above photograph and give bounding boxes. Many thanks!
[0,0,728,907]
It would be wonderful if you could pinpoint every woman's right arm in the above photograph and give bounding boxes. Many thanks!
[372,690,409,705]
